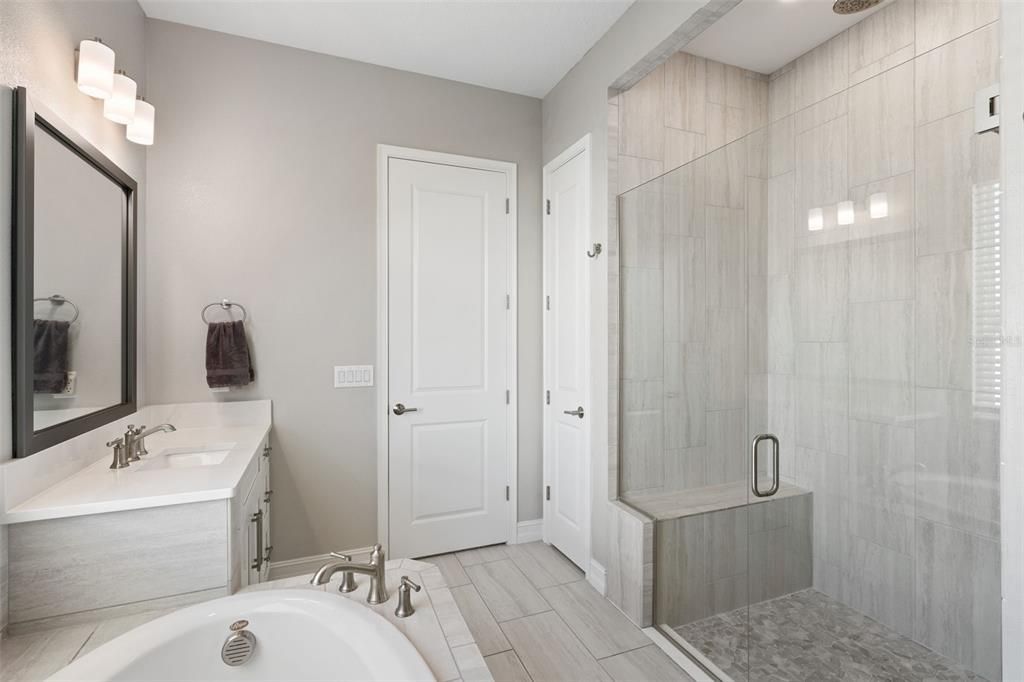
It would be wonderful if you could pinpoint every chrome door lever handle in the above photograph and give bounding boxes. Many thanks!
[393,403,419,415]
[563,406,585,419]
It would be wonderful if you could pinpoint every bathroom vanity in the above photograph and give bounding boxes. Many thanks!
[0,401,273,629]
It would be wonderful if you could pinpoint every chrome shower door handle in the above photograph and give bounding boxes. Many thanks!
[393,403,419,416]
[563,406,585,419]
[751,433,780,498]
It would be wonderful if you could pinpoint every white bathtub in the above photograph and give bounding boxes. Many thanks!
[51,589,436,681]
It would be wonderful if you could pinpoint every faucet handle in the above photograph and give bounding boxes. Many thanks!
[400,576,421,592]
[329,552,358,593]
[395,576,421,618]
[107,438,128,470]
[330,552,351,561]
[106,437,124,448]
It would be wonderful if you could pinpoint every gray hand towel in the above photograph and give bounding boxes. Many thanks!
[206,320,254,388]
[34,319,70,394]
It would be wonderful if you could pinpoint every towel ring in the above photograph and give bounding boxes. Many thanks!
[33,294,80,324]
[201,299,248,324]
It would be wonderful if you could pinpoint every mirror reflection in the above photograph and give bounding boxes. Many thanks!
[32,124,124,431]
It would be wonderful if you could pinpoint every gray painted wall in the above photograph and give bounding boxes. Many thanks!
[143,19,543,562]
[0,0,148,632]
[540,1,704,574]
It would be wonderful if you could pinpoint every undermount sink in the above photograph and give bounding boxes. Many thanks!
[133,444,235,471]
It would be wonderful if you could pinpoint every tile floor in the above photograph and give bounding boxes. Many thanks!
[674,589,984,681]
[422,542,693,682]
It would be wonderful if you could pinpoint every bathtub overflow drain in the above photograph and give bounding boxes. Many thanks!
[221,620,256,667]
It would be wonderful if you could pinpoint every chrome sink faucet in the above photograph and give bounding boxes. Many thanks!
[123,423,177,462]
[310,544,389,604]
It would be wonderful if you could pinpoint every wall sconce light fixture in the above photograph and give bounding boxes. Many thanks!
[76,38,115,99]
[126,97,155,146]
[103,70,137,124]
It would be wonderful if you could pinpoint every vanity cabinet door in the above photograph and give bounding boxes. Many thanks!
[243,477,263,586]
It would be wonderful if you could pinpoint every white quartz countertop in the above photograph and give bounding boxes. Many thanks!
[1,424,270,524]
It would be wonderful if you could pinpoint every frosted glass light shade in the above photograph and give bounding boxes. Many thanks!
[126,98,155,145]
[837,200,855,225]
[808,207,824,231]
[869,192,889,219]
[76,39,115,99]
[103,71,137,124]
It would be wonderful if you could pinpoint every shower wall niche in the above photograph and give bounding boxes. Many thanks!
[615,1,1002,678]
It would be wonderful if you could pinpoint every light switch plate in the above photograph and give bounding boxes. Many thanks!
[334,365,373,388]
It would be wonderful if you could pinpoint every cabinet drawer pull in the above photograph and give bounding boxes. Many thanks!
[250,510,264,571]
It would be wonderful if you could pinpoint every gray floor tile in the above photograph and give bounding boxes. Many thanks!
[452,584,513,656]
[457,544,510,567]
[465,559,550,622]
[485,650,533,682]
[540,580,650,659]
[423,553,473,587]
[0,624,95,682]
[599,645,695,682]
[505,542,584,589]
[501,611,612,682]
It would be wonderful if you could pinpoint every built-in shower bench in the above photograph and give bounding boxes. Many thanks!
[621,479,809,521]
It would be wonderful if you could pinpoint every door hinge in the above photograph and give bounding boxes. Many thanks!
[506,389,511,405]
[546,390,550,405]
[506,198,510,214]
[546,295,550,311]
[545,199,551,215]
[546,485,551,501]
[506,485,510,501]
[506,293,510,310]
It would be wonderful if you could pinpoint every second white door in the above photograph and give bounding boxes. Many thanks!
[543,140,590,570]
[386,153,515,559]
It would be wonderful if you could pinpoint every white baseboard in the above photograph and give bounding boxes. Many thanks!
[587,558,607,595]
[514,519,543,544]
[268,546,373,581]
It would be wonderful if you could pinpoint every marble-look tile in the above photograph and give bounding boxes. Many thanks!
[849,170,914,241]
[841,536,914,637]
[424,553,472,587]
[484,650,531,682]
[430,584,475,648]
[915,518,1001,681]
[705,507,747,581]
[849,229,914,303]
[618,181,663,269]
[620,268,663,381]
[849,301,913,424]
[847,0,914,84]
[452,643,492,682]
[618,62,665,160]
[451,585,511,656]
[456,545,510,567]
[769,65,796,123]
[665,52,706,133]
[500,612,611,682]
[655,515,708,626]
[916,251,972,390]
[795,241,848,342]
[746,127,769,180]
[706,309,746,410]
[794,32,848,110]
[794,90,848,135]
[795,447,849,571]
[663,342,706,450]
[915,0,1000,55]
[768,116,795,178]
[503,542,583,590]
[766,172,795,275]
[74,609,170,659]
[0,624,94,682]
[600,645,693,682]
[915,388,1000,539]
[706,101,745,152]
[662,158,706,237]
[540,580,649,659]
[749,275,795,376]
[705,409,747,485]
[664,447,707,492]
[663,128,705,172]
[915,22,999,126]
[848,419,915,555]
[795,342,848,456]
[663,236,706,343]
[706,207,746,310]
[848,61,914,187]
[748,373,796,483]
[465,560,550,623]
[705,140,746,209]
[619,380,664,493]
[795,116,848,231]
[915,110,999,256]
[617,155,663,195]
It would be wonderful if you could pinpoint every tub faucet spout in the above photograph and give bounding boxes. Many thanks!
[311,543,388,604]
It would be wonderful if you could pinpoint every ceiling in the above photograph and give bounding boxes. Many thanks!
[682,0,892,75]
[138,0,634,98]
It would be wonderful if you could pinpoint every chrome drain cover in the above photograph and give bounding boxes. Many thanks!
[221,620,256,666]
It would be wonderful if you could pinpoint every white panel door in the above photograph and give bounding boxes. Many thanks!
[387,157,512,559]
[543,147,590,570]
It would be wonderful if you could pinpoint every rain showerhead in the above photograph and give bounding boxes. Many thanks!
[832,0,883,14]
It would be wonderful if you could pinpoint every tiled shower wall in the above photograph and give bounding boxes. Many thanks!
[616,0,1002,678]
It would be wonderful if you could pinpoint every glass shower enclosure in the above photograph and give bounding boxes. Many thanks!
[616,29,1003,679]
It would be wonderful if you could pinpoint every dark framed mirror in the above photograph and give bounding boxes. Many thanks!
[12,86,137,457]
